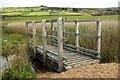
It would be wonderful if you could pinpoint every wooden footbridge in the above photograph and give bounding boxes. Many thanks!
[26,17,102,72]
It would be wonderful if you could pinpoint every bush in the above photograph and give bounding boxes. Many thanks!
[2,46,37,79]
[2,41,19,57]
[2,63,36,79]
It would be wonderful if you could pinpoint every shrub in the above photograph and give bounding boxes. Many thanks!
[2,63,36,79]
[2,41,19,57]
[2,46,37,79]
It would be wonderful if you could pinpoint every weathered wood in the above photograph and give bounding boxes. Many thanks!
[47,50,67,60]
[32,21,37,56]
[57,17,64,72]
[75,20,79,51]
[62,18,65,38]
[65,19,101,22]
[51,22,55,43]
[96,20,101,58]
[26,22,30,51]
[52,31,98,37]
[42,19,47,65]
[28,32,67,40]
[64,43,100,54]
[51,40,100,55]
[67,59,99,67]
[26,19,101,23]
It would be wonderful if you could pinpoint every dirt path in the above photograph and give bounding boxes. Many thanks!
[36,63,118,78]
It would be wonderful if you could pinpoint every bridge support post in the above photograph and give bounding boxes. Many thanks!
[96,19,101,58]
[32,21,37,56]
[51,21,54,43]
[57,17,63,72]
[26,22,29,51]
[42,19,47,65]
[62,18,66,44]
[75,20,79,51]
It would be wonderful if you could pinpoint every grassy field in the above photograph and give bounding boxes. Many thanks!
[2,15,118,23]
[1,7,43,13]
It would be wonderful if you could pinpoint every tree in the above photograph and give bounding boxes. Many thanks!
[98,9,103,16]
[31,9,33,12]
[72,8,78,12]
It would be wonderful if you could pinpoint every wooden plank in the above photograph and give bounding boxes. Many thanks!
[64,32,97,37]
[67,59,98,66]
[26,19,101,23]
[62,18,66,39]
[51,42,100,59]
[52,31,98,37]
[47,50,67,60]
[28,32,67,40]
[57,17,64,72]
[26,22,30,52]
[75,20,79,51]
[32,21,37,56]
[66,57,92,64]
[64,43,100,54]
[27,32,33,34]
[42,19,47,65]
[96,20,101,58]
[65,19,102,22]
[51,22,55,43]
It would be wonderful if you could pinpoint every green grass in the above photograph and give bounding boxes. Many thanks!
[2,12,24,16]
[2,26,37,79]
[2,15,118,23]
[26,12,50,16]
[2,27,26,44]
[25,12,83,16]
[1,7,43,13]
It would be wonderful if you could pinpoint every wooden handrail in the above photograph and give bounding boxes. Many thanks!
[26,19,102,23]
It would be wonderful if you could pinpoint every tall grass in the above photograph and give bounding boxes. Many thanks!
[2,27,37,79]
[6,20,118,63]
[2,46,37,79]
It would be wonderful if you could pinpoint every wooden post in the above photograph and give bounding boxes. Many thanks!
[32,21,37,56]
[42,19,47,65]
[62,18,66,37]
[26,22,30,52]
[51,21,54,43]
[62,18,66,44]
[75,20,79,51]
[57,17,63,72]
[96,19,101,58]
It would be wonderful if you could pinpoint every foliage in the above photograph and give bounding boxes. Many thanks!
[2,41,19,57]
[2,46,37,79]
[2,63,36,79]
[72,8,79,12]
[2,15,118,23]
[2,26,36,79]
[2,27,37,79]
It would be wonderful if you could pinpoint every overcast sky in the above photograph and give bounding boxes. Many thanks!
[0,0,119,8]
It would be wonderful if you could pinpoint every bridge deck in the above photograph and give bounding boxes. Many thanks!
[33,45,99,71]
